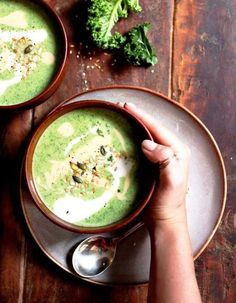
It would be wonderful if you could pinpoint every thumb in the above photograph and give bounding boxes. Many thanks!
[142,140,174,164]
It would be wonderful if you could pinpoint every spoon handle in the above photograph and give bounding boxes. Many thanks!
[115,221,145,243]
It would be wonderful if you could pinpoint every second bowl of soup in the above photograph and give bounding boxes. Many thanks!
[0,0,68,110]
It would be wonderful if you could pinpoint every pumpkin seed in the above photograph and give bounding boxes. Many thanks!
[97,129,104,136]
[24,44,33,54]
[72,175,83,184]
[70,161,79,171]
[77,162,86,170]
[100,145,106,156]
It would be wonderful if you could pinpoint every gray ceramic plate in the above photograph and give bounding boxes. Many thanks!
[20,86,226,285]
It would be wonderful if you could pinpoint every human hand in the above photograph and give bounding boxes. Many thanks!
[119,103,190,229]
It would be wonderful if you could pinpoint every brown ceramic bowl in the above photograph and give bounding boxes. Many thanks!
[25,100,156,234]
[0,0,68,111]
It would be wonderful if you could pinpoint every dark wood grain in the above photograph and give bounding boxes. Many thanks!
[172,1,236,302]
[0,111,32,303]
[0,0,235,302]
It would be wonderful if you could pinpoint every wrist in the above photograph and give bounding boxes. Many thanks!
[145,204,187,232]
[147,219,188,239]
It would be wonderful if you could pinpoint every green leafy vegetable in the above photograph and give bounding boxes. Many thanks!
[87,0,142,50]
[123,23,158,66]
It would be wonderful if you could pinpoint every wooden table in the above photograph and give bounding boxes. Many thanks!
[0,1,235,302]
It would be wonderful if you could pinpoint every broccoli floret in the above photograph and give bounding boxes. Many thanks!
[123,23,158,66]
[87,0,142,50]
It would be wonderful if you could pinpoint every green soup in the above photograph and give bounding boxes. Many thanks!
[32,108,143,227]
[0,0,61,105]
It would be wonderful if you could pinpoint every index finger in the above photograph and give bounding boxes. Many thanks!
[124,103,181,147]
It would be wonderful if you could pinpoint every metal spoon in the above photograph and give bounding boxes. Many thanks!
[72,221,144,278]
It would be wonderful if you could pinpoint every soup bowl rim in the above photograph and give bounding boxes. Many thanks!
[25,99,156,234]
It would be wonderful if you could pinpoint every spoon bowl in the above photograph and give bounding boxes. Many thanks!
[72,236,117,277]
[72,222,144,277]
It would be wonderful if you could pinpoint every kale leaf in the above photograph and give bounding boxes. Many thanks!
[123,23,158,66]
[87,0,142,50]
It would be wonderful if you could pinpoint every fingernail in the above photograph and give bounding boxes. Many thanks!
[142,140,157,151]
[124,102,136,108]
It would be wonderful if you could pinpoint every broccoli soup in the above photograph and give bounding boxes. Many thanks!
[0,0,61,105]
[32,108,144,227]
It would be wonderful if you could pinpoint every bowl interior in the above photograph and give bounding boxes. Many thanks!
[0,0,68,110]
[25,100,155,233]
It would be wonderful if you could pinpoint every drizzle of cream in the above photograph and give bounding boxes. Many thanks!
[0,11,28,28]
[0,29,48,44]
[37,125,134,223]
[64,126,97,155]
[52,157,133,223]
[117,174,131,199]
[0,49,16,72]
[0,29,48,96]
[0,75,21,96]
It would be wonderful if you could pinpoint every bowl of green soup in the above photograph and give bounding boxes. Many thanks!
[25,100,155,233]
[0,0,68,110]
